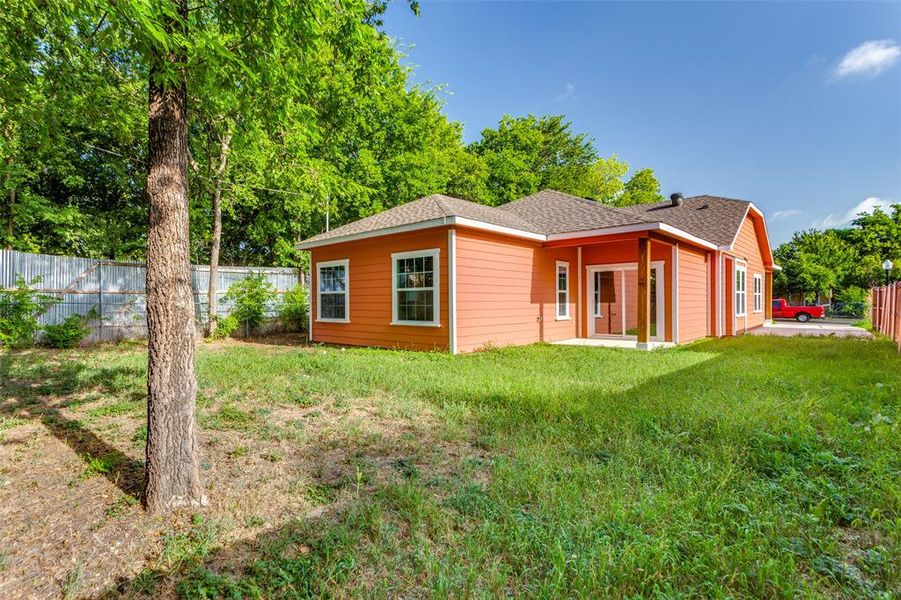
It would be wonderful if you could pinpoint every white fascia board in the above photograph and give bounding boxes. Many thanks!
[297,217,451,249]
[299,216,717,250]
[296,216,544,249]
[452,217,546,241]
[656,224,718,250]
[547,222,717,249]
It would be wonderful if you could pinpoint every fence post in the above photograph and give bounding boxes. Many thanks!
[97,260,103,342]
[895,283,901,351]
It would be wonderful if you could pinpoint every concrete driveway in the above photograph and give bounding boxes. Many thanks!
[750,319,873,339]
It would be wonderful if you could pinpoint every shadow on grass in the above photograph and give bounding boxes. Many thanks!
[90,336,900,598]
[0,352,145,496]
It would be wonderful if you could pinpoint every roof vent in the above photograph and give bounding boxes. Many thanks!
[670,193,684,207]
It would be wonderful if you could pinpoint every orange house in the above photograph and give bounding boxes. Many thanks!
[298,190,776,353]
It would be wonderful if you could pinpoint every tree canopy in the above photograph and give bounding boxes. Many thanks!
[1,8,666,267]
[773,205,901,302]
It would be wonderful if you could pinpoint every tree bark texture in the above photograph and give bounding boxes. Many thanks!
[206,128,231,336]
[143,0,205,514]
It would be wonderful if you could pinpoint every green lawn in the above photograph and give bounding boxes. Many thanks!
[1,336,899,598]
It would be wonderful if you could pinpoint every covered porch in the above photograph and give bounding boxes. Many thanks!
[548,229,713,348]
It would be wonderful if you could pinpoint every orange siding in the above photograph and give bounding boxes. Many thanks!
[677,245,710,343]
[455,228,577,352]
[729,215,767,333]
[581,238,674,342]
[310,227,449,351]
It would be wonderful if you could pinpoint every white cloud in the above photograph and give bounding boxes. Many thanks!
[812,197,895,229]
[771,209,805,221]
[554,83,576,101]
[833,40,901,79]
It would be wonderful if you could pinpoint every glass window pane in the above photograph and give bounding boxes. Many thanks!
[320,292,345,320]
[397,290,434,322]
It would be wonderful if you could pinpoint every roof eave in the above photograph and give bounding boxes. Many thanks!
[296,216,545,249]
[547,222,718,250]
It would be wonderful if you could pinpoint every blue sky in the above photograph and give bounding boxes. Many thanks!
[382,1,901,244]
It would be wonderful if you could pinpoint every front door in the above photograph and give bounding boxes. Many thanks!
[587,263,664,341]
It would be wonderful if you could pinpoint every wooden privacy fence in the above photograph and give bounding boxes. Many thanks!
[1,249,303,343]
[871,282,901,351]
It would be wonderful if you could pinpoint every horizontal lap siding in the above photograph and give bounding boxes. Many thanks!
[731,216,767,333]
[455,229,576,352]
[581,239,674,342]
[678,245,709,343]
[311,228,449,351]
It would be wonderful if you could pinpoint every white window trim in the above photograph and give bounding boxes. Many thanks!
[556,260,571,320]
[753,273,763,313]
[316,258,350,323]
[592,270,603,317]
[391,248,441,327]
[735,263,748,317]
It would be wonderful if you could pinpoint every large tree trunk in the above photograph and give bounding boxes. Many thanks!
[206,128,232,336]
[143,0,205,514]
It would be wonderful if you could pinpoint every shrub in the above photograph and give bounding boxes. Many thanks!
[210,314,239,340]
[278,284,308,332]
[43,314,91,348]
[222,273,276,335]
[829,286,869,318]
[0,275,56,348]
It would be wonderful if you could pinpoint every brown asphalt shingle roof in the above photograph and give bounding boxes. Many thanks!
[618,195,751,247]
[298,190,755,249]
[300,194,544,245]
[498,189,650,234]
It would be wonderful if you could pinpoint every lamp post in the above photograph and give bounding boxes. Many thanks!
[884,259,894,286]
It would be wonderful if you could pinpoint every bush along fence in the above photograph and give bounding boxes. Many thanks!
[1,249,304,344]
[871,282,901,351]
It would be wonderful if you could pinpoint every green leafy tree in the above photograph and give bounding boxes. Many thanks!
[24,0,413,513]
[469,114,604,205]
[773,229,858,302]
[614,168,664,207]
[846,205,901,285]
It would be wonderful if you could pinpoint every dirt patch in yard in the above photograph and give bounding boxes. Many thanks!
[0,345,487,599]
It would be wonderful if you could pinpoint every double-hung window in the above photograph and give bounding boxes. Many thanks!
[556,261,570,319]
[392,249,440,326]
[735,264,747,317]
[753,274,763,313]
[317,259,349,322]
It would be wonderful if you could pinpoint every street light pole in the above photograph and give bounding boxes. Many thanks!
[884,259,894,286]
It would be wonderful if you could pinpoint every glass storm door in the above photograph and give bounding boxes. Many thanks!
[588,265,663,340]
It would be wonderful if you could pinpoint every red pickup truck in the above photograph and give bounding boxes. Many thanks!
[772,299,826,322]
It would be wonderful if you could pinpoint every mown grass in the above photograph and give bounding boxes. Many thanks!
[2,336,899,598]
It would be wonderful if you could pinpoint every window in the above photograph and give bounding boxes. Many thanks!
[317,259,349,322]
[753,274,763,313]
[392,249,440,326]
[735,264,747,317]
[556,261,570,319]
[592,271,602,317]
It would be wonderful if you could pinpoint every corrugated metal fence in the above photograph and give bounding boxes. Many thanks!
[1,249,302,343]
[871,282,901,352]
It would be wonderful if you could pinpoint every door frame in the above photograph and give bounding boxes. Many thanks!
[585,261,665,341]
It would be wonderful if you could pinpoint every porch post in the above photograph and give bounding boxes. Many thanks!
[765,270,773,322]
[637,237,651,344]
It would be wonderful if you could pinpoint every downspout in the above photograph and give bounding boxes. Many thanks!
[448,228,458,354]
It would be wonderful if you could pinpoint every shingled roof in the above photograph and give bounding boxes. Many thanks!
[298,190,757,249]
[498,190,650,234]
[618,195,751,247]
[300,194,544,246]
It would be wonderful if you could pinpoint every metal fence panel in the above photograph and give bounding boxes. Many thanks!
[1,249,302,343]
